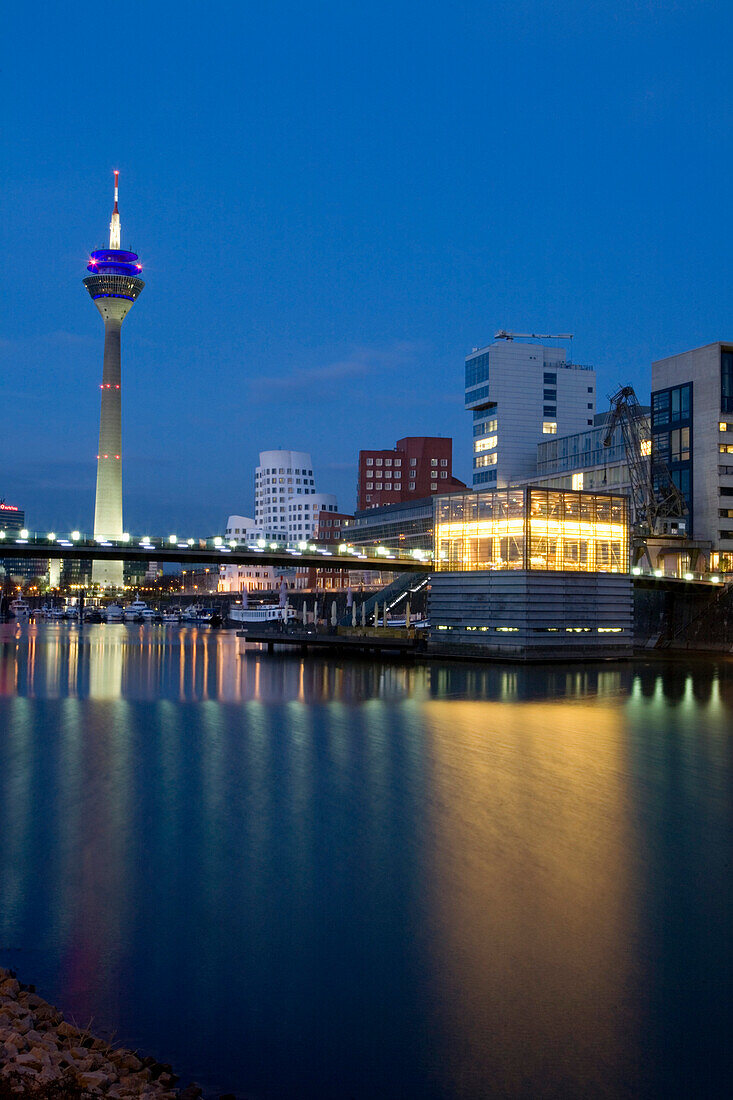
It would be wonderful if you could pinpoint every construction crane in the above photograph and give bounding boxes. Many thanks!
[603,385,687,567]
[494,330,573,341]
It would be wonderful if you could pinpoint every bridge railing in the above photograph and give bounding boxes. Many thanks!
[0,529,433,566]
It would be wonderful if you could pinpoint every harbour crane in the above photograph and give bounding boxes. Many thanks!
[602,385,687,567]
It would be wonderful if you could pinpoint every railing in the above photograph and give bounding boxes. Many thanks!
[0,529,433,566]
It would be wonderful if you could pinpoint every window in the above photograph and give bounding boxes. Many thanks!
[395,458,401,466]
[587,403,593,409]
[366,458,373,466]
[409,482,416,490]
[366,483,373,490]
[366,495,371,502]
[431,482,438,490]
[544,372,557,384]
[723,351,733,413]
[542,421,557,434]
[572,472,584,490]
[543,405,557,417]
[376,483,383,489]
[465,351,491,389]
[720,444,733,455]
[587,386,593,393]
[376,458,383,466]
[410,458,417,466]
[475,436,498,452]
[385,458,392,466]
[440,471,448,478]
[721,422,732,432]
[543,389,557,401]
[431,458,438,466]
[474,453,498,468]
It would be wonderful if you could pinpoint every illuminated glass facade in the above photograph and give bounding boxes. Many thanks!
[434,487,628,573]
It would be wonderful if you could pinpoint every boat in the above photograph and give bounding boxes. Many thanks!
[45,606,67,621]
[228,604,296,625]
[162,608,182,624]
[124,598,149,622]
[8,599,31,620]
[181,603,214,623]
[64,605,79,620]
[83,607,104,623]
[141,608,161,623]
[104,603,124,623]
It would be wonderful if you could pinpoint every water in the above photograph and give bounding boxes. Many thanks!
[0,623,732,1099]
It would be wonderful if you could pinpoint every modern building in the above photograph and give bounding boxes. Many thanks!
[428,485,632,660]
[465,335,597,489]
[254,450,339,541]
[650,342,733,569]
[83,172,144,589]
[530,408,650,499]
[357,437,465,511]
[0,502,47,583]
[343,496,435,555]
[433,486,628,573]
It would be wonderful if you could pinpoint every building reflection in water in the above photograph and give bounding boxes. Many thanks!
[1,624,732,1097]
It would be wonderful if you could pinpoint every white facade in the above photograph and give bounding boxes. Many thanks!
[652,341,733,566]
[465,339,596,489]
[254,450,339,542]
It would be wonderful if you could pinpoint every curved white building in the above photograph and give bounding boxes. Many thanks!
[255,450,338,541]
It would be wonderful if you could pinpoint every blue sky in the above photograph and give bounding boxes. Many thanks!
[3,0,733,533]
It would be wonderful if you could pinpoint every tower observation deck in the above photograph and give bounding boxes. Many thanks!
[83,172,144,588]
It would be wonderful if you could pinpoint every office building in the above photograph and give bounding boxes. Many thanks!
[83,172,144,588]
[357,437,465,510]
[650,341,733,569]
[255,450,339,541]
[343,497,435,555]
[0,502,47,583]
[465,335,596,489]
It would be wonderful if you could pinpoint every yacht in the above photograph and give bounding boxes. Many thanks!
[162,608,182,624]
[181,603,212,623]
[104,603,124,623]
[9,598,31,620]
[141,607,161,623]
[124,598,149,622]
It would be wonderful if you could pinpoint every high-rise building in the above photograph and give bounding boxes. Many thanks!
[254,450,339,541]
[83,172,144,588]
[652,341,733,569]
[465,336,596,489]
[356,437,465,510]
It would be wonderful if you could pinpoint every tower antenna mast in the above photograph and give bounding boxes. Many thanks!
[109,170,121,250]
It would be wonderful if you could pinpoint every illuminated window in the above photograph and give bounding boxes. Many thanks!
[720,422,730,432]
[474,453,498,467]
[640,439,651,456]
[542,421,557,434]
[475,436,498,452]
[572,472,584,490]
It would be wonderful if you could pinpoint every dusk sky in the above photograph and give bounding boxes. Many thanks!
[4,0,733,533]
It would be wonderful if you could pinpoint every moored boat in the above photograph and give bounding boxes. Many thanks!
[228,603,296,625]
[124,598,149,622]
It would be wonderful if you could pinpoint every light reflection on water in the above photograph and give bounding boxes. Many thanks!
[0,623,732,1099]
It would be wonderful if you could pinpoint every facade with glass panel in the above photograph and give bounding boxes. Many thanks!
[433,487,628,573]
[652,342,733,570]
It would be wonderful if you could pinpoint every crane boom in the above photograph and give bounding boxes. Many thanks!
[494,330,573,341]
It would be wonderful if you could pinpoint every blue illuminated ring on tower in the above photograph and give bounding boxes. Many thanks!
[87,249,143,278]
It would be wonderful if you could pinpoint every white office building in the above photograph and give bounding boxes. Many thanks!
[465,336,597,489]
[254,450,339,542]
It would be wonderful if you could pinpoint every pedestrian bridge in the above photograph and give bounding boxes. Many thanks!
[0,530,431,573]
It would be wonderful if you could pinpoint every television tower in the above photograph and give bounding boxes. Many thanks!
[83,172,144,588]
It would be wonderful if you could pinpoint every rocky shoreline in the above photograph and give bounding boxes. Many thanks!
[0,969,202,1099]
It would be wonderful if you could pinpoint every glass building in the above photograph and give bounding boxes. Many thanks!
[434,487,628,573]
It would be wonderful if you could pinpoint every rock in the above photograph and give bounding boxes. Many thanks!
[14,1051,45,1070]
[0,978,20,997]
[78,1070,109,1090]
[23,1028,45,1044]
[56,1019,79,1040]
[3,1031,27,1052]
[119,1053,143,1072]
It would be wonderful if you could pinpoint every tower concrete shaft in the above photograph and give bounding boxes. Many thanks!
[83,173,144,589]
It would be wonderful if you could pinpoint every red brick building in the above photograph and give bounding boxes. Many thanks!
[357,437,465,510]
[303,508,354,589]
